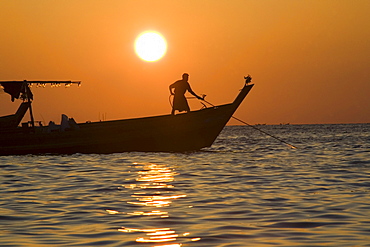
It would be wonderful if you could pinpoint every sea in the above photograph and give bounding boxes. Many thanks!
[1,123,370,247]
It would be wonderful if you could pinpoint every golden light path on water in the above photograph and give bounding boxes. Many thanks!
[107,162,200,246]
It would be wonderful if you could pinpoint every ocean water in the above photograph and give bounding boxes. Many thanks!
[1,123,370,247]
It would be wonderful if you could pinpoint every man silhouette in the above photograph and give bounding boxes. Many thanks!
[169,73,203,115]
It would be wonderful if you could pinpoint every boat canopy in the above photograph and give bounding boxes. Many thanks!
[0,81,81,102]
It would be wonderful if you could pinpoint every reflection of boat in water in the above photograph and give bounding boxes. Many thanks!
[0,78,254,155]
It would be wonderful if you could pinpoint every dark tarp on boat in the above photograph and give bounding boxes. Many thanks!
[1,82,33,102]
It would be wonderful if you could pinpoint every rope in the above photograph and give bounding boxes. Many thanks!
[168,95,207,109]
[169,94,174,108]
[200,99,298,149]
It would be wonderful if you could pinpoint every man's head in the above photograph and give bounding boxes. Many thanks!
[182,73,189,80]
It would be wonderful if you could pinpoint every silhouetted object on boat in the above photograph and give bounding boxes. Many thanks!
[169,73,203,115]
[0,78,254,155]
[1,81,33,102]
[244,75,252,85]
[0,102,30,129]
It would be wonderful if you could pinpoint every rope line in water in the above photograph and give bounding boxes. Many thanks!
[201,99,298,149]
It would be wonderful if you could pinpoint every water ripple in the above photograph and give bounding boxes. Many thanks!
[1,124,370,246]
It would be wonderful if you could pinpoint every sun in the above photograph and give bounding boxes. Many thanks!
[135,31,167,62]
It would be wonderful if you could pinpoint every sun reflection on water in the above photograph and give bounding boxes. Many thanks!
[113,162,199,246]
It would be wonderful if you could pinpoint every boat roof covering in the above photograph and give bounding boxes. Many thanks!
[1,81,80,102]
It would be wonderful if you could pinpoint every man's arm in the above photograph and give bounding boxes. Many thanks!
[188,84,203,100]
[169,83,175,95]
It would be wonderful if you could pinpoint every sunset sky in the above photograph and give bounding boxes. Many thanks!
[1,0,369,125]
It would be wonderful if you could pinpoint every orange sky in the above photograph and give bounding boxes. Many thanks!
[1,0,369,125]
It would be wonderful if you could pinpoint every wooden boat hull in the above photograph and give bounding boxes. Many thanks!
[0,84,253,155]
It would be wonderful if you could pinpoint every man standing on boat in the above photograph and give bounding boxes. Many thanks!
[169,73,203,115]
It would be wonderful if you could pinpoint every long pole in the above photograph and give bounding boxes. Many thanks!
[25,83,35,131]
[28,97,35,130]
[201,99,298,149]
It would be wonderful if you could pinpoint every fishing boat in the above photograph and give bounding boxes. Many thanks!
[0,77,254,155]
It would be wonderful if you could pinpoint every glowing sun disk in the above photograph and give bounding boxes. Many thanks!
[135,31,167,62]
